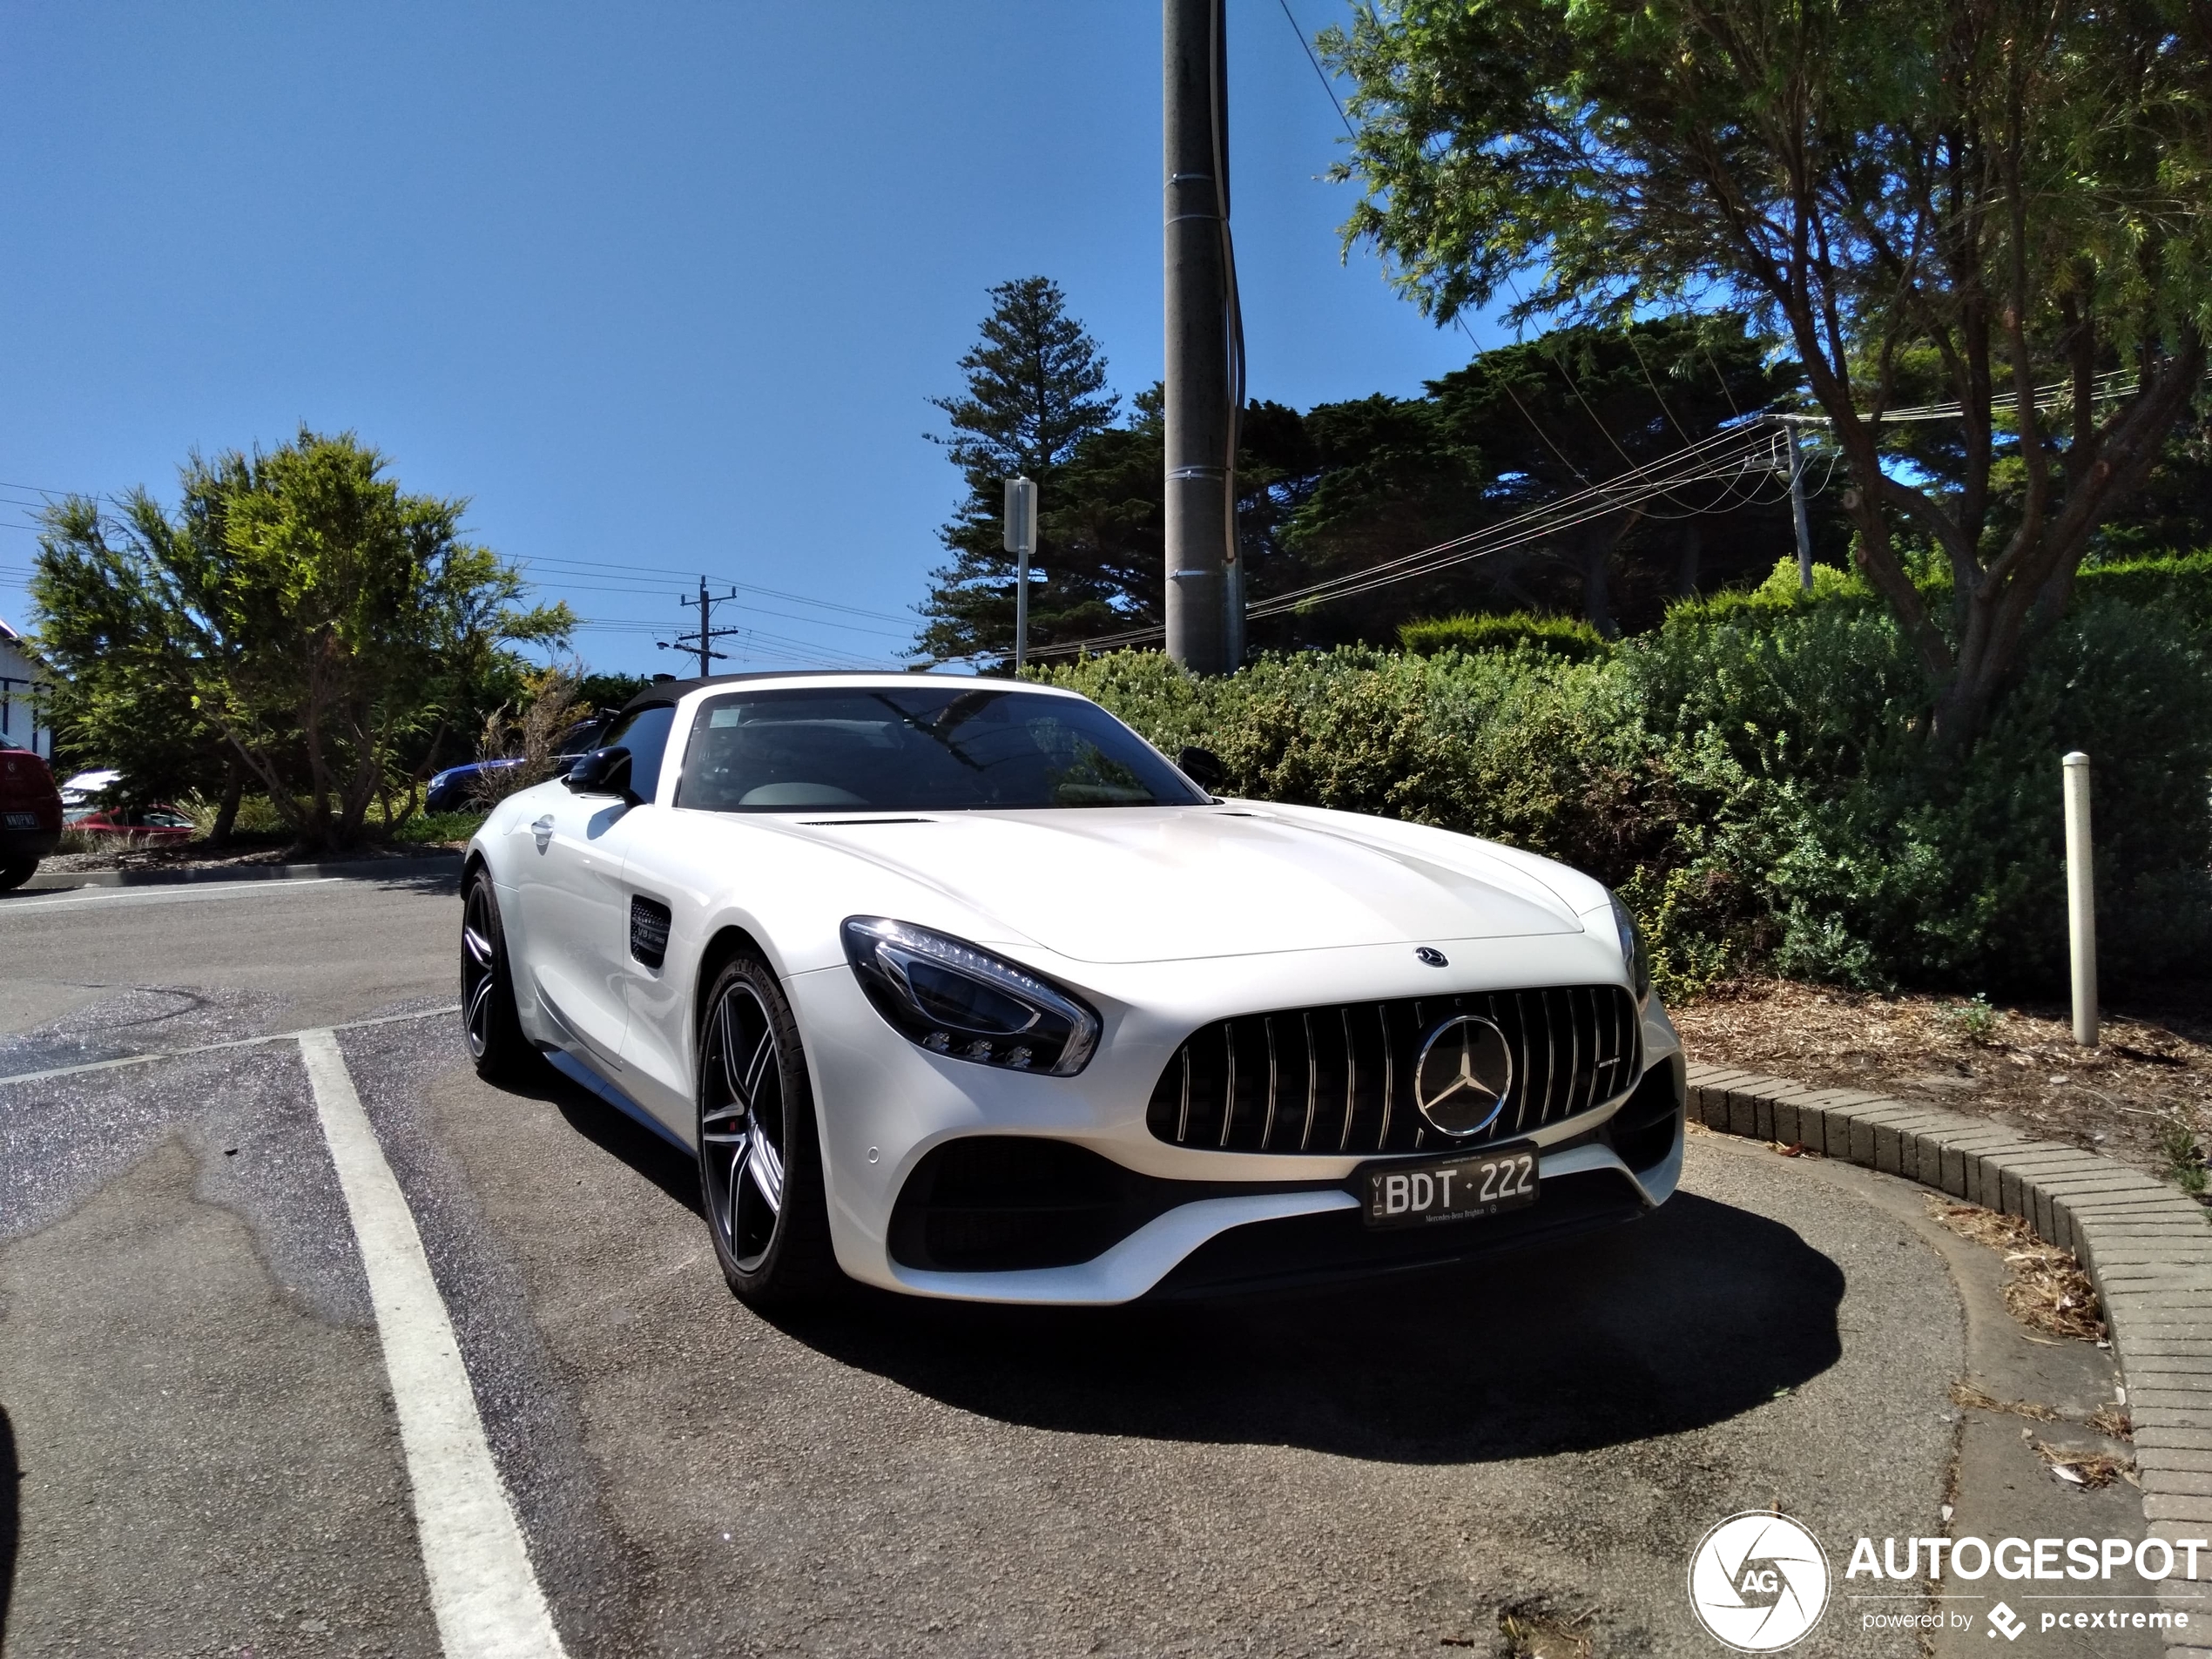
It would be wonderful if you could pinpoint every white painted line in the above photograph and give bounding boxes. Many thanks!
[0,1005,460,1088]
[298,1028,568,1659]
[0,877,346,914]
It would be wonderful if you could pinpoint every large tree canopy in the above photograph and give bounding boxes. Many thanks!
[34,428,569,848]
[1326,0,2212,741]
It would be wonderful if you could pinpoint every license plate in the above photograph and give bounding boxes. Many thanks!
[2,812,35,828]
[1359,1142,1539,1230]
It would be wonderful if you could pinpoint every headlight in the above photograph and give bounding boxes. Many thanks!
[1608,891,1651,1001]
[840,917,1101,1076]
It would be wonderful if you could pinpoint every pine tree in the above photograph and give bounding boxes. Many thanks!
[917,278,1119,665]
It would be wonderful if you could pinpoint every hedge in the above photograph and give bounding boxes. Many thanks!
[1041,567,2212,999]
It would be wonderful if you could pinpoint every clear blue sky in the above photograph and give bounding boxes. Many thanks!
[0,2,1496,676]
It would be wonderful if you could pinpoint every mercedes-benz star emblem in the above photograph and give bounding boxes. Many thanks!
[1414,946,1448,967]
[1413,1014,1514,1137]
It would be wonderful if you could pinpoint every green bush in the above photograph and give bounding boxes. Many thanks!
[1399,610,1611,661]
[2076,550,2212,631]
[1044,585,2212,999]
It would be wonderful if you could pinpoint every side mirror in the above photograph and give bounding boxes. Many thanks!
[1177,745,1227,792]
[563,746,637,801]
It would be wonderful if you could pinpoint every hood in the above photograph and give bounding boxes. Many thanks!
[784,806,1586,965]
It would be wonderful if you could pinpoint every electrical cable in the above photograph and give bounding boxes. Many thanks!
[1277,0,1353,136]
[516,555,915,625]
[1027,421,1784,658]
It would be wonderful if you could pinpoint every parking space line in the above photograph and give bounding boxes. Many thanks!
[0,1005,461,1087]
[0,877,347,913]
[298,1028,568,1659]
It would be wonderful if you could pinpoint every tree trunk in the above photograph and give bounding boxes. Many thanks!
[1579,531,1614,637]
[1674,523,1702,598]
[208,759,243,846]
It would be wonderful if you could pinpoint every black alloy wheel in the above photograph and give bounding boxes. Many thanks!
[697,956,839,1305]
[460,867,541,1083]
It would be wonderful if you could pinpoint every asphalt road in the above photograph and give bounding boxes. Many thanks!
[0,873,2148,1657]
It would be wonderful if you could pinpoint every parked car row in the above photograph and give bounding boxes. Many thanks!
[426,715,610,813]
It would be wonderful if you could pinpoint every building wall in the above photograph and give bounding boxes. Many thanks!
[0,624,53,759]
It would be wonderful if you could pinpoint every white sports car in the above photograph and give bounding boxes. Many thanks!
[461,672,1685,1306]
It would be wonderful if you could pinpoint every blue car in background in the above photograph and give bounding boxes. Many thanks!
[426,716,607,813]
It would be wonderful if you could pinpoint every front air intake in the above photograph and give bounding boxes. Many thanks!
[1145,986,1641,1157]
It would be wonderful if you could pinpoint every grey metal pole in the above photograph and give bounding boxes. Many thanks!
[1787,425,1815,594]
[1015,548,1029,674]
[1004,475,1037,675]
[1163,0,1226,674]
[2064,752,2098,1047]
[697,579,712,678]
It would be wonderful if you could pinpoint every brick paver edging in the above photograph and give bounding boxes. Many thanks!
[1687,1062,2212,1655]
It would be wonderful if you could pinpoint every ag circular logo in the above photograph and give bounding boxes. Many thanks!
[1688,1512,1830,1651]
[1413,1015,1514,1137]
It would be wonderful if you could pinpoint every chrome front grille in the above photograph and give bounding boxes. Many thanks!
[1143,986,1642,1156]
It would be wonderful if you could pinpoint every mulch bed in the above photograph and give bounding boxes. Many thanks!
[1670,976,2212,1184]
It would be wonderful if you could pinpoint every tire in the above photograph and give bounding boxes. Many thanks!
[460,866,544,1085]
[0,860,34,893]
[697,955,841,1307]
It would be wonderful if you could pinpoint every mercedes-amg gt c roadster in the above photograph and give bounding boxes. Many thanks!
[461,671,1686,1306]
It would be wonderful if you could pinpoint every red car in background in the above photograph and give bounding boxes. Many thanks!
[64,802,194,840]
[0,740,63,890]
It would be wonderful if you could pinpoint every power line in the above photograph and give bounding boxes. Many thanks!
[1026,421,1787,659]
[517,555,915,625]
[1277,0,1353,137]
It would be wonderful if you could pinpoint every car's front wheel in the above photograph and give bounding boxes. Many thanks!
[697,956,840,1306]
[461,866,543,1085]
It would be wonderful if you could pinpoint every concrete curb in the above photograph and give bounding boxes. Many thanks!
[1688,1062,2212,1653]
[17,852,463,893]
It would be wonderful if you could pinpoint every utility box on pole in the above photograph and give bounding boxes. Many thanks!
[1004,475,1037,673]
[1163,0,1229,674]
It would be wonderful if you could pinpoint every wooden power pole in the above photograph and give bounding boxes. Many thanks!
[1163,0,1231,673]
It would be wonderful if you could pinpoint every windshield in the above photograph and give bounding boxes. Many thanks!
[673,686,1206,813]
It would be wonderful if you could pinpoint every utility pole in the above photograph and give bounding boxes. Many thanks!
[1005,475,1037,673]
[1786,423,1816,593]
[1163,0,1230,674]
[658,577,742,678]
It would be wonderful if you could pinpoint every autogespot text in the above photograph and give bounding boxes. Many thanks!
[1850,1534,2202,1635]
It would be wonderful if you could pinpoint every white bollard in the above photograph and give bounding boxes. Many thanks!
[2063,752,2098,1048]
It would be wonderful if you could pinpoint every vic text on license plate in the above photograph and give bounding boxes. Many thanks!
[1360,1142,1539,1229]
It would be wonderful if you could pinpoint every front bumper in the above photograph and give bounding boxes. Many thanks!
[0,826,60,865]
[786,947,1686,1305]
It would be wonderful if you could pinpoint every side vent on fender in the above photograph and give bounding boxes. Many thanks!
[629,895,671,969]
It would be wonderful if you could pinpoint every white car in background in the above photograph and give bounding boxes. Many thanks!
[461,672,1685,1306]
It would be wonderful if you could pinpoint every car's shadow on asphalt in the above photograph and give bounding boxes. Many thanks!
[545,1084,1845,1463]
[770,1194,1844,1464]
[536,1077,706,1217]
